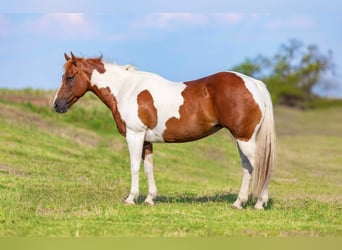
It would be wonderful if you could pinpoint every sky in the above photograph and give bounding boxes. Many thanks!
[1,1,342,97]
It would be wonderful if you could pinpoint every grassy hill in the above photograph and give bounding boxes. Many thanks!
[0,89,341,237]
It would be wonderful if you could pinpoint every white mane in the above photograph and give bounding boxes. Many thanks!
[105,62,169,82]
[123,64,137,71]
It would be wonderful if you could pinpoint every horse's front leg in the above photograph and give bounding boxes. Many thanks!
[124,129,145,205]
[142,142,157,205]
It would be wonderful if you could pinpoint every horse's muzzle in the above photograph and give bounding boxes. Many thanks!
[53,99,68,113]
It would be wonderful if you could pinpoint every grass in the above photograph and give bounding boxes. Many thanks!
[0,89,341,237]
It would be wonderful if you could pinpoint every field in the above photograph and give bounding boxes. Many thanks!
[0,89,341,237]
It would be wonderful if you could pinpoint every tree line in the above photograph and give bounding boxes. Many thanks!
[231,39,338,108]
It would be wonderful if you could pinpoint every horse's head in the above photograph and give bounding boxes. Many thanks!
[53,52,105,113]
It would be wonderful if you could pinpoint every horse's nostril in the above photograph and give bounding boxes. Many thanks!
[53,100,67,113]
[53,101,60,112]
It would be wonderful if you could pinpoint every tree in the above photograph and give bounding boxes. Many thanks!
[231,39,336,107]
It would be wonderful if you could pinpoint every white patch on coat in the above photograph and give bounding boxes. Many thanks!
[90,63,186,142]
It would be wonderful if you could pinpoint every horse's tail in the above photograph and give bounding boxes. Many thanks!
[251,83,276,198]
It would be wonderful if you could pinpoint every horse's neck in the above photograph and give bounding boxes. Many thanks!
[90,63,179,106]
[89,82,127,136]
[89,85,114,110]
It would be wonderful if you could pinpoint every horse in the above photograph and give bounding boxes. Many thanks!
[53,52,276,210]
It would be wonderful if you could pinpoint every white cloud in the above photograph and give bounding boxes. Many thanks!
[0,15,11,37]
[22,13,96,40]
[0,0,94,12]
[265,16,315,30]
[132,13,208,30]
[132,13,253,30]
[211,13,244,24]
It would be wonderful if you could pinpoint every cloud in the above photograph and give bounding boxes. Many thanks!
[132,13,207,30]
[0,15,11,37]
[265,15,315,30]
[0,0,95,12]
[132,13,251,30]
[211,13,244,24]
[22,13,97,40]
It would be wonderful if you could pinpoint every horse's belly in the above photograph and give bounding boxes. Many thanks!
[163,123,221,143]
[144,128,165,142]
[144,122,220,143]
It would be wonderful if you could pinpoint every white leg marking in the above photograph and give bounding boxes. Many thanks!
[254,186,269,210]
[124,129,145,205]
[143,153,157,205]
[234,139,269,209]
[232,140,255,209]
[232,168,252,209]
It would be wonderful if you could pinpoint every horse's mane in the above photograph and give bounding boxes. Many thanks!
[123,64,137,71]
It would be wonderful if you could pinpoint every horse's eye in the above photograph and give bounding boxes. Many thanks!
[66,76,74,84]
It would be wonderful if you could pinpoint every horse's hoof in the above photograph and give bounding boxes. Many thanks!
[254,200,267,210]
[144,199,155,206]
[254,205,265,210]
[124,199,135,205]
[232,203,243,210]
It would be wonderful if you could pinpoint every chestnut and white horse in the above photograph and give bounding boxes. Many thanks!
[54,52,276,209]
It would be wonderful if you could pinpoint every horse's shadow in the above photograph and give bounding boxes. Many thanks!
[137,192,274,209]
[155,193,238,204]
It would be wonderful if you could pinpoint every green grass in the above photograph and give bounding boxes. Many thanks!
[0,89,341,237]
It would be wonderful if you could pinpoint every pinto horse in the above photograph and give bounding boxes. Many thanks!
[53,52,276,209]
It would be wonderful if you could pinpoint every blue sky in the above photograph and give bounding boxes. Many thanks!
[1,1,342,97]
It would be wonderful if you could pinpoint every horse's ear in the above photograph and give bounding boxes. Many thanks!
[70,51,76,62]
[64,53,71,61]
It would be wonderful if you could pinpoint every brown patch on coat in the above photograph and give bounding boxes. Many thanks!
[142,142,153,160]
[80,57,106,78]
[137,90,158,129]
[205,72,262,141]
[162,72,262,142]
[90,86,126,136]
[162,81,220,142]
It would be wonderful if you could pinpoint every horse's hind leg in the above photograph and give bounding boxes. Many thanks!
[142,142,157,205]
[232,139,255,209]
[255,188,269,209]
